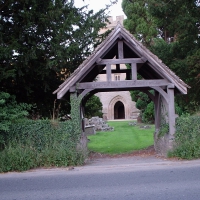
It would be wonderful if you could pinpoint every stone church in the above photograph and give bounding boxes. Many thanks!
[96,16,140,120]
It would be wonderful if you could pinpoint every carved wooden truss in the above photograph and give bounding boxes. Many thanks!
[54,23,188,100]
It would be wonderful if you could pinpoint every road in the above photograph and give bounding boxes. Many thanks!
[1,156,200,200]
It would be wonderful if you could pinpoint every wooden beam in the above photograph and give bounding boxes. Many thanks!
[139,90,155,102]
[167,87,176,136]
[77,80,170,90]
[154,92,161,129]
[118,41,124,59]
[106,64,111,81]
[79,89,94,99]
[96,58,144,65]
[131,63,137,80]
[151,86,169,103]
[99,69,131,74]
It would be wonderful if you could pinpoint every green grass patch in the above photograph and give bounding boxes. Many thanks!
[87,121,154,154]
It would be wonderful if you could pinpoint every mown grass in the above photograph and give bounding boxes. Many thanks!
[87,121,154,154]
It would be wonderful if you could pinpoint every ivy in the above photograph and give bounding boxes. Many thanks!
[158,103,169,138]
[70,93,82,140]
[168,115,200,159]
[0,91,31,148]
[0,92,86,172]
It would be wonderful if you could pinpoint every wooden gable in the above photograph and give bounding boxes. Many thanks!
[53,23,189,99]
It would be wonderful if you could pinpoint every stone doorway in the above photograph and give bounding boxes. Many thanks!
[114,101,125,119]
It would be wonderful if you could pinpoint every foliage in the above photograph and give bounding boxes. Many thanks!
[168,115,200,159]
[0,0,111,116]
[142,101,154,123]
[148,0,200,44]
[0,91,31,148]
[123,0,200,113]
[0,95,86,172]
[130,90,154,123]
[88,121,154,154]
[84,95,103,118]
[158,118,169,138]
[0,118,85,172]
[122,0,158,46]
[151,38,200,113]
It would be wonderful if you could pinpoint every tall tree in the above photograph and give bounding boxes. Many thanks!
[122,0,158,46]
[149,0,200,112]
[0,0,110,116]
[122,0,200,112]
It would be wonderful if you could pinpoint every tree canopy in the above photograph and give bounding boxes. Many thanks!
[122,0,158,46]
[0,0,111,116]
[122,0,200,112]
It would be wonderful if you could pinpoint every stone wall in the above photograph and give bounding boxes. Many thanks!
[154,95,175,156]
[154,131,174,156]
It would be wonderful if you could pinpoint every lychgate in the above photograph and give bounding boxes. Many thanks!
[54,23,189,156]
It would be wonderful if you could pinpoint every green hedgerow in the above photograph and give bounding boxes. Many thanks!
[0,118,86,172]
[168,115,200,159]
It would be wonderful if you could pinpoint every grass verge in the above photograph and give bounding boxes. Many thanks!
[87,121,154,154]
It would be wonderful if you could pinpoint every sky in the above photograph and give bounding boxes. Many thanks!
[74,0,125,19]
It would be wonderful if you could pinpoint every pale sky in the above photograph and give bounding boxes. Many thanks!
[74,0,125,19]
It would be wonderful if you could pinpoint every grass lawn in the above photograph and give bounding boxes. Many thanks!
[87,121,154,154]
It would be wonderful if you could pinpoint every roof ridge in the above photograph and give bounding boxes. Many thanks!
[54,23,189,98]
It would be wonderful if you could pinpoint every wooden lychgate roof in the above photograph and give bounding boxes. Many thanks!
[54,23,189,99]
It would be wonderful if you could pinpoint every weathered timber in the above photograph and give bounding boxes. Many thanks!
[96,58,144,65]
[118,41,124,59]
[99,69,131,74]
[79,89,93,99]
[151,86,169,103]
[167,87,176,136]
[106,64,111,81]
[131,63,137,80]
[77,80,170,90]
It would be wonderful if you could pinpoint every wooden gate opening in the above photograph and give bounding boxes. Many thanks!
[114,101,125,119]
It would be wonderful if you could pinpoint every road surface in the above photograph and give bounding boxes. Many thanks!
[1,155,200,200]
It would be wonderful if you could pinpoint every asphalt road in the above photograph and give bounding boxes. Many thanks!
[1,156,200,200]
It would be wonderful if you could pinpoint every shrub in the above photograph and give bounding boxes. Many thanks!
[0,119,86,172]
[0,91,31,149]
[130,90,154,123]
[84,95,102,118]
[142,101,154,123]
[168,115,200,159]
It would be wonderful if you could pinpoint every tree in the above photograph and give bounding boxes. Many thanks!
[84,95,102,118]
[123,0,200,112]
[0,0,111,116]
[149,0,200,112]
[122,0,158,46]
